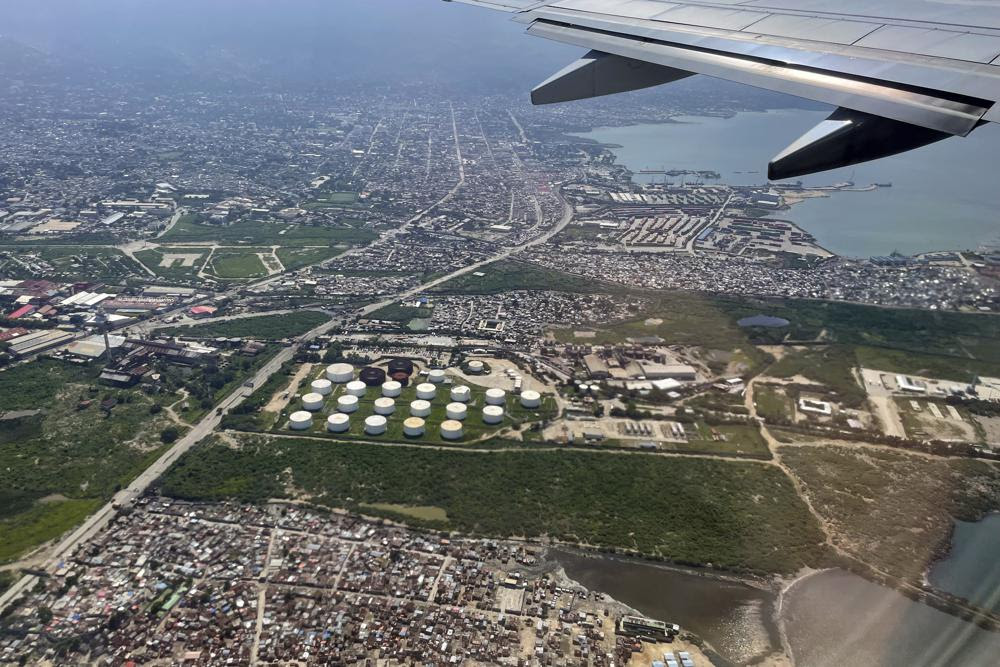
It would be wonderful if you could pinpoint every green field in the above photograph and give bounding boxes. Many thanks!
[162,437,827,573]
[162,311,328,340]
[134,246,209,280]
[276,246,344,271]
[210,251,269,279]
[781,445,1000,581]
[367,302,433,322]
[267,373,557,445]
[432,260,619,295]
[160,216,374,246]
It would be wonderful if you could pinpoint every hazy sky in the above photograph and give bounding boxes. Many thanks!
[0,0,578,90]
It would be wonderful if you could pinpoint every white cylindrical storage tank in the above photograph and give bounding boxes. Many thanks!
[410,399,432,417]
[450,385,471,403]
[337,394,359,414]
[373,397,396,416]
[345,380,367,397]
[326,363,354,384]
[403,417,426,438]
[483,405,504,425]
[289,411,313,431]
[440,420,464,440]
[416,383,436,400]
[310,379,333,396]
[446,402,468,421]
[326,413,350,433]
[467,360,485,374]
[381,380,402,398]
[364,415,388,436]
[428,369,446,384]
[520,390,542,409]
[485,388,506,406]
[302,393,324,412]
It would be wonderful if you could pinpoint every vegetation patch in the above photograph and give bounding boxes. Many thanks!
[0,499,102,563]
[163,437,827,573]
[368,302,433,322]
[433,260,620,295]
[210,251,269,279]
[160,216,374,246]
[0,245,143,282]
[359,503,449,523]
[276,246,344,271]
[779,444,1000,581]
[767,346,865,407]
[0,360,180,561]
[162,311,328,340]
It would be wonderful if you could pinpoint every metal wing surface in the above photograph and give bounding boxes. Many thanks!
[446,0,1000,178]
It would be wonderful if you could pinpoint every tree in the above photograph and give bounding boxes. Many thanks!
[160,427,180,444]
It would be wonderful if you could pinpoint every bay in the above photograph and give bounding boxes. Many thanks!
[551,549,780,665]
[783,569,1000,667]
[929,514,1000,613]
[573,110,1000,258]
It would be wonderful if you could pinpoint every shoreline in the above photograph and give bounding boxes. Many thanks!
[546,546,790,666]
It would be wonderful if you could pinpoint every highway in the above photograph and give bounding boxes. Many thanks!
[0,316,340,613]
[0,192,574,614]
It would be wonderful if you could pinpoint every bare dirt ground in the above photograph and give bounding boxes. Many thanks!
[264,363,313,413]
[976,415,1000,446]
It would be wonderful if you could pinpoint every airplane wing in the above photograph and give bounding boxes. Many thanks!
[446,0,1000,178]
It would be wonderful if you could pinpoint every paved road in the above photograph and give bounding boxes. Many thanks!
[0,316,340,613]
[0,192,573,614]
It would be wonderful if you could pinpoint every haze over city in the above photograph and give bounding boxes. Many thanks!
[1,1,999,666]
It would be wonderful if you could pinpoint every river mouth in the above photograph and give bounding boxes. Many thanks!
[549,549,782,666]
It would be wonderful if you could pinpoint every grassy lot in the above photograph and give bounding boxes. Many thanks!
[268,374,557,446]
[754,385,795,422]
[780,444,1000,581]
[358,503,448,522]
[0,360,179,562]
[276,246,344,271]
[162,311,328,340]
[162,437,827,573]
[0,499,102,563]
[160,216,374,246]
[855,346,992,383]
[134,246,209,280]
[0,245,144,282]
[210,250,269,279]
[432,260,620,295]
[766,346,866,407]
[682,422,770,457]
[367,302,433,322]
[302,192,360,209]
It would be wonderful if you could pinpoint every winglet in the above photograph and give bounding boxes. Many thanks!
[532,50,691,105]
[442,0,543,12]
[768,108,950,180]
